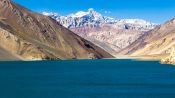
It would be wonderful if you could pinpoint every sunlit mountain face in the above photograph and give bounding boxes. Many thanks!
[0,0,113,60]
[43,9,157,55]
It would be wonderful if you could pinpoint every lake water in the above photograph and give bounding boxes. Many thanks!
[0,59,175,98]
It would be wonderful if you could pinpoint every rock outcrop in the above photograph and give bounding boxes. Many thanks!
[161,48,175,64]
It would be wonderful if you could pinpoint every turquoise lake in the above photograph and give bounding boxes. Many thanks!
[0,59,175,98]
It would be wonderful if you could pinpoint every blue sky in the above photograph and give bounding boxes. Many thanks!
[13,0,175,23]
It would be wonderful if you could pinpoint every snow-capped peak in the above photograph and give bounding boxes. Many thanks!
[68,8,103,21]
[88,8,95,12]
[87,8,103,20]
[43,12,58,17]
[43,9,116,28]
[69,11,88,17]
[42,8,157,30]
[118,19,156,26]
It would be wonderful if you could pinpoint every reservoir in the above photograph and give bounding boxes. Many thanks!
[0,59,175,98]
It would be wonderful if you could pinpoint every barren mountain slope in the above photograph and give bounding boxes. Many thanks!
[0,46,21,60]
[0,0,113,60]
[44,9,157,54]
[73,25,145,52]
[118,18,175,60]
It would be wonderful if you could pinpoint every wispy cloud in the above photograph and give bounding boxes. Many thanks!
[104,10,111,14]
[100,9,112,14]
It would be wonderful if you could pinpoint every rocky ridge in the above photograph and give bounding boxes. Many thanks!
[0,0,113,60]
[43,9,157,54]
[118,18,175,64]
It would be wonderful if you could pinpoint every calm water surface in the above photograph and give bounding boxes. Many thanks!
[0,59,175,98]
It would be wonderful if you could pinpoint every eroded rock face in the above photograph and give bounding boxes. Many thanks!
[0,0,113,60]
[72,25,145,51]
[0,27,49,60]
[161,48,175,64]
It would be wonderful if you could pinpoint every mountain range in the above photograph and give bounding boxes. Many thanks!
[43,8,156,31]
[118,18,175,63]
[43,9,157,55]
[43,9,175,64]
[0,0,175,64]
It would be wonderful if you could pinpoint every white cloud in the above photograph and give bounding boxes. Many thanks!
[42,12,59,16]
[100,9,112,14]
[104,10,111,14]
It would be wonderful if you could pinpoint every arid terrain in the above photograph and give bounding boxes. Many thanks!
[44,9,157,56]
[0,0,174,64]
[117,18,175,64]
[0,0,113,60]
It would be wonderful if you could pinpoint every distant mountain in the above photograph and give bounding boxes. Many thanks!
[43,8,117,28]
[0,0,113,60]
[43,9,157,54]
[118,18,175,64]
[43,8,156,31]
